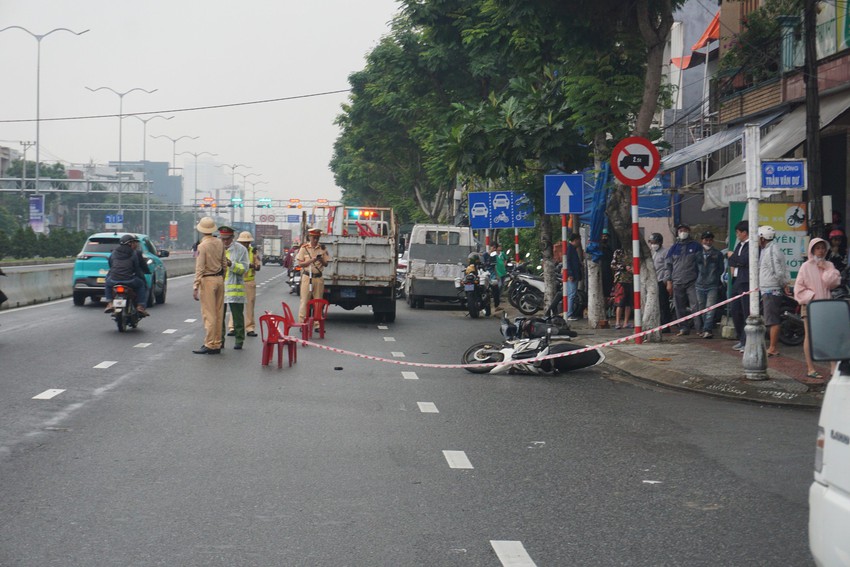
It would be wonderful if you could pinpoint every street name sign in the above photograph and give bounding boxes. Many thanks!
[543,174,584,215]
[761,159,806,191]
[610,136,660,186]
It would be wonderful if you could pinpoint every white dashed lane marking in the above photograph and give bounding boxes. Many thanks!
[402,371,418,380]
[417,402,438,413]
[32,389,65,400]
[163,329,177,334]
[442,450,473,469]
[383,337,396,342]
[134,343,152,348]
[94,361,117,369]
[391,352,405,357]
[490,540,537,566]
[184,319,197,323]
[377,325,388,330]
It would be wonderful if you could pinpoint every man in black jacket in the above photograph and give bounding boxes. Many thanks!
[104,234,150,314]
[726,221,750,351]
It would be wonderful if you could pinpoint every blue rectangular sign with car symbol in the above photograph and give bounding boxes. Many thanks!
[468,192,534,229]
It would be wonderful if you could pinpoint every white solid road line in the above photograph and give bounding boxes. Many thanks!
[490,540,537,567]
[442,450,473,469]
[391,351,405,357]
[417,402,438,413]
[32,389,65,400]
[402,371,418,380]
[94,361,117,369]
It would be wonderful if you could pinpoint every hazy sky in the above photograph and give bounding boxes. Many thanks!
[0,0,399,205]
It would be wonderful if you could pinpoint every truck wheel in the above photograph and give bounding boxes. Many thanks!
[385,302,396,323]
[416,297,425,309]
[73,292,86,306]
[407,294,417,309]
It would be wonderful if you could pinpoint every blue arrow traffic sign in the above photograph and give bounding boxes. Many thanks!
[544,174,584,215]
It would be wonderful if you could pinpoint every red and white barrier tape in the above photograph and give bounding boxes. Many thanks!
[283,289,758,370]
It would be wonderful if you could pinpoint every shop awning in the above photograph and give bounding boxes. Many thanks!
[703,89,850,210]
[661,111,782,172]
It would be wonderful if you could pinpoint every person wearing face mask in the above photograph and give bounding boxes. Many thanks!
[648,233,672,331]
[665,223,701,336]
[794,237,841,380]
[694,231,724,338]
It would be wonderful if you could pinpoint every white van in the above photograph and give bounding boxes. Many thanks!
[807,299,850,566]
[404,224,475,308]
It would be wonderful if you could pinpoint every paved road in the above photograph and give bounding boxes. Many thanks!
[0,268,819,566]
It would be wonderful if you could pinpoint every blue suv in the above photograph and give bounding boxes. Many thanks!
[72,232,169,306]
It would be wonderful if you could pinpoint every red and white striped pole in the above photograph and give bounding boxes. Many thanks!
[514,228,520,263]
[562,214,568,316]
[485,229,490,249]
[631,185,642,344]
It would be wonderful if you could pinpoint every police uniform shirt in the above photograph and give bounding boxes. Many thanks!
[193,235,226,290]
[296,243,329,277]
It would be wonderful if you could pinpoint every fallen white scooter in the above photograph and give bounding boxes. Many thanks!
[461,314,604,375]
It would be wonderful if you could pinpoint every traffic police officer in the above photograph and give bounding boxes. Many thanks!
[193,217,226,354]
[296,227,330,326]
[219,226,248,350]
[228,231,261,337]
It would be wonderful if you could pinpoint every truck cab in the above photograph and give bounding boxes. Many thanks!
[807,299,850,566]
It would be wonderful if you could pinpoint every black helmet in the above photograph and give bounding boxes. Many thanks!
[468,252,480,264]
[649,232,663,244]
[119,234,139,245]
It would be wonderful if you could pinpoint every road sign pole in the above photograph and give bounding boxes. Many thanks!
[514,228,519,263]
[562,215,568,317]
[631,185,643,344]
[485,229,490,249]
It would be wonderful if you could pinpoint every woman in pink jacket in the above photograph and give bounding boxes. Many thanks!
[794,237,841,379]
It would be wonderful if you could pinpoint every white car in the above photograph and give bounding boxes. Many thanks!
[492,194,510,209]
[471,203,488,218]
[807,299,850,566]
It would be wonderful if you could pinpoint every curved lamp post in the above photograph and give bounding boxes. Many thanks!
[178,150,217,212]
[215,163,250,223]
[1,26,89,197]
[86,86,158,215]
[236,172,262,224]
[133,115,172,234]
[247,181,270,227]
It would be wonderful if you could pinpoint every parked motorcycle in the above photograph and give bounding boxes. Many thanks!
[455,266,492,318]
[109,283,145,332]
[777,292,804,346]
[288,265,302,295]
[461,314,603,375]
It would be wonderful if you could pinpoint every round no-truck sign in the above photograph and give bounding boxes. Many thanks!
[610,136,660,186]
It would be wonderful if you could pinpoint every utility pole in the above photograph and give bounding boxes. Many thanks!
[19,141,35,195]
[804,0,822,236]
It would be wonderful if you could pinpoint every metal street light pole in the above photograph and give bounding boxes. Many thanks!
[247,181,269,227]
[133,115,172,235]
[215,163,250,224]
[86,85,158,219]
[236,172,262,224]
[151,134,199,221]
[178,150,217,222]
[1,26,89,197]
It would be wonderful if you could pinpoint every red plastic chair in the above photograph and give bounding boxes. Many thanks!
[281,301,312,343]
[306,298,330,339]
[259,313,297,368]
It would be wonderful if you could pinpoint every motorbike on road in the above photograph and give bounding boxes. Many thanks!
[455,265,492,318]
[288,265,302,295]
[461,313,603,375]
[109,283,146,332]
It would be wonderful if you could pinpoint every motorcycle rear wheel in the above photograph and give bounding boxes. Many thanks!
[778,319,805,346]
[116,311,126,332]
[467,292,479,318]
[517,292,542,315]
[462,342,504,374]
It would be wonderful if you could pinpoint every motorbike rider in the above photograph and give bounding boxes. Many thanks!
[103,234,150,314]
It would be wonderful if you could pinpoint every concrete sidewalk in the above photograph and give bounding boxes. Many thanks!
[495,306,826,409]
